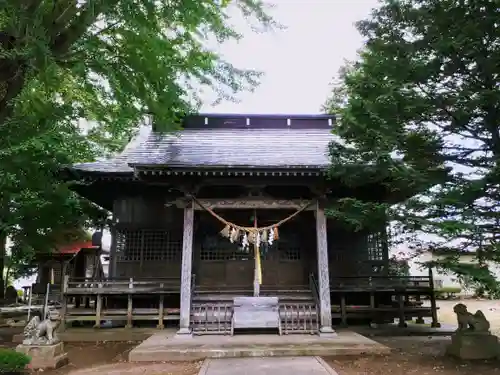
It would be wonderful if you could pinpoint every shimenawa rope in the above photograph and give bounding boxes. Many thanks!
[189,195,312,231]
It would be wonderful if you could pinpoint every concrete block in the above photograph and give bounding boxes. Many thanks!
[447,333,500,360]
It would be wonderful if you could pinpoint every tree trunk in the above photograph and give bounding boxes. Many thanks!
[0,231,5,300]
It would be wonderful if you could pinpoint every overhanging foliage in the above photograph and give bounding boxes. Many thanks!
[323,0,500,286]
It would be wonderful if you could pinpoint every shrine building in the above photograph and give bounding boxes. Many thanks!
[60,113,440,335]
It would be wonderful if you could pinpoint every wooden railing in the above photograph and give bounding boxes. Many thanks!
[309,273,320,315]
[60,276,182,329]
[279,302,319,335]
[58,274,439,330]
[330,276,432,290]
[64,277,181,295]
[329,275,439,327]
[191,303,233,335]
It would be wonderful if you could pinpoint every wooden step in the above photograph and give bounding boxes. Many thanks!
[192,327,232,335]
[193,289,313,296]
[193,293,314,302]
[194,285,311,293]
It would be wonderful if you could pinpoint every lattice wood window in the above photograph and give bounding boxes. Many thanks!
[200,235,251,261]
[115,228,182,262]
[278,236,301,261]
[52,264,62,283]
[367,232,385,261]
[51,262,73,283]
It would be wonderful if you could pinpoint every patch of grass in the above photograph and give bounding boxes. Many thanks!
[0,348,31,372]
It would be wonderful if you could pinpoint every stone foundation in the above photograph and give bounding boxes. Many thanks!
[16,342,69,370]
[129,331,391,362]
[447,332,500,360]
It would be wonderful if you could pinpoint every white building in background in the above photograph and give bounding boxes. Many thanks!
[396,249,500,293]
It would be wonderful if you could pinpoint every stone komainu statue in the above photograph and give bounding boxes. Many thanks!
[453,303,490,333]
[22,310,61,345]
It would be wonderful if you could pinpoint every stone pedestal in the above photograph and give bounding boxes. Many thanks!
[319,326,337,337]
[16,342,68,370]
[447,332,500,360]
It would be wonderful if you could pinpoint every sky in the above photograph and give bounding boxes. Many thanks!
[12,0,380,288]
[200,0,378,114]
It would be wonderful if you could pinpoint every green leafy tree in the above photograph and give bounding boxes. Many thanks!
[1,1,276,136]
[388,255,410,277]
[323,0,500,289]
[0,0,277,298]
[1,102,108,298]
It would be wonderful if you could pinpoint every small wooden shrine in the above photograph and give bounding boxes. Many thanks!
[33,240,104,301]
[60,113,440,335]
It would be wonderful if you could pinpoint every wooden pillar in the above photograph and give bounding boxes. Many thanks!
[315,200,335,335]
[126,278,133,328]
[428,267,441,328]
[415,294,425,324]
[397,293,407,328]
[340,294,347,327]
[109,222,118,279]
[158,283,165,329]
[60,261,68,303]
[60,275,69,332]
[177,202,194,336]
[94,282,103,328]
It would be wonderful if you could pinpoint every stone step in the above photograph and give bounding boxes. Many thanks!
[129,331,392,362]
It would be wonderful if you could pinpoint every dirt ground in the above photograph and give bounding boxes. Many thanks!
[327,336,500,375]
[43,339,497,375]
[436,299,500,334]
[0,337,200,375]
[1,300,499,374]
[31,342,201,375]
[327,299,500,375]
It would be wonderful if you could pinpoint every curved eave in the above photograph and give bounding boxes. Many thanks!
[133,165,328,178]
[60,166,137,182]
[60,164,425,207]
[59,167,135,211]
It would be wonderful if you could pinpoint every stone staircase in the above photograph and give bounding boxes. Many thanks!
[190,284,319,335]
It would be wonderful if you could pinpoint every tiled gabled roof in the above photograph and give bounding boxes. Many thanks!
[72,123,339,174]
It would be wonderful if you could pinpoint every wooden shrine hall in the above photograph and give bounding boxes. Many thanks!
[60,113,440,336]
